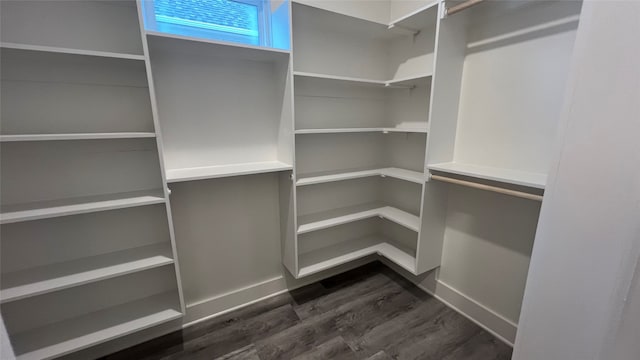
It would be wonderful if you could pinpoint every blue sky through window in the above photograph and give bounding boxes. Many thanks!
[153,0,260,38]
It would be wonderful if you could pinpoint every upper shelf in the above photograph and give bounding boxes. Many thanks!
[293,71,432,88]
[146,31,290,63]
[166,161,293,183]
[388,1,440,33]
[0,133,156,142]
[0,190,166,224]
[428,162,547,189]
[0,42,145,61]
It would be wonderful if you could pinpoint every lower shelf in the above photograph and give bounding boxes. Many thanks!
[296,167,424,186]
[11,292,182,360]
[297,204,420,234]
[166,161,293,183]
[298,236,416,277]
[1,243,174,303]
[0,190,166,224]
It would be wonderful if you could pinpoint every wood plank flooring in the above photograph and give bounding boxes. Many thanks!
[102,262,512,360]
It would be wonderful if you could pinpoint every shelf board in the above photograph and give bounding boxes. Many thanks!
[297,204,420,234]
[0,42,145,61]
[296,167,424,186]
[0,133,156,142]
[388,0,440,32]
[428,162,547,189]
[294,71,431,88]
[298,236,416,277]
[0,190,166,224]
[11,292,182,360]
[1,243,174,304]
[294,127,427,134]
[166,161,293,183]
[146,31,290,61]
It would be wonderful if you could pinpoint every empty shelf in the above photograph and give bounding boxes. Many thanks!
[388,0,439,32]
[11,292,182,360]
[294,71,431,88]
[166,161,293,183]
[298,236,416,277]
[0,190,166,224]
[293,71,386,86]
[1,243,174,303]
[295,128,427,134]
[0,42,146,60]
[0,133,156,142]
[297,204,420,234]
[428,162,547,189]
[296,167,424,186]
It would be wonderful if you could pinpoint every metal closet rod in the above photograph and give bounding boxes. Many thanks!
[430,174,544,202]
[446,0,485,16]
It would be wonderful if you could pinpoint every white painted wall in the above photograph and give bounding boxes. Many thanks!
[513,1,640,359]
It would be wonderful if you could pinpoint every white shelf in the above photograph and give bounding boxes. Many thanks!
[298,204,420,234]
[0,133,156,142]
[295,127,427,134]
[146,31,290,59]
[294,71,431,88]
[166,161,293,183]
[296,167,424,186]
[0,190,166,224]
[0,42,146,61]
[428,162,547,189]
[11,292,182,360]
[1,244,174,304]
[298,236,416,277]
[388,0,440,32]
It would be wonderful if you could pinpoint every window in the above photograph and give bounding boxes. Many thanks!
[143,0,276,47]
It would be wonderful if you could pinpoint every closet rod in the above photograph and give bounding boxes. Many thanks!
[446,0,485,16]
[430,174,544,201]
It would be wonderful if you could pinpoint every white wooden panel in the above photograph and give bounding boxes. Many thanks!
[1,267,178,335]
[292,4,389,80]
[439,186,541,323]
[279,172,299,276]
[166,161,293,183]
[293,0,391,25]
[415,181,448,273]
[0,139,163,206]
[10,292,180,360]
[298,204,419,234]
[1,49,153,134]
[168,174,283,305]
[148,36,288,170]
[0,42,145,61]
[1,205,170,273]
[296,177,380,217]
[389,0,437,24]
[429,162,547,189]
[297,167,423,186]
[0,0,143,55]
[298,219,378,255]
[0,133,156,142]
[453,1,580,174]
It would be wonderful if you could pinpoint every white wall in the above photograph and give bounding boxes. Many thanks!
[293,0,390,24]
[513,1,640,359]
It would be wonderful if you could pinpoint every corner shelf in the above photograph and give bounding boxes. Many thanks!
[10,292,182,360]
[0,133,156,142]
[298,236,416,277]
[0,42,146,61]
[296,167,424,186]
[428,162,547,189]
[388,0,440,33]
[0,190,166,224]
[293,71,432,88]
[294,128,427,135]
[0,243,174,304]
[297,204,420,234]
[166,161,293,183]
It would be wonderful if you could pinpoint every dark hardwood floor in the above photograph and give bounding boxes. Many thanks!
[102,262,512,360]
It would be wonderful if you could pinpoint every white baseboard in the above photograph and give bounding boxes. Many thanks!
[184,276,289,325]
[417,279,518,346]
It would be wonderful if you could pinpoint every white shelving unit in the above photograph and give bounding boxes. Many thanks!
[0,1,184,358]
[282,1,446,278]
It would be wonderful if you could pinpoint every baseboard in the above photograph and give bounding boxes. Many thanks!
[417,280,518,346]
[184,276,289,325]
